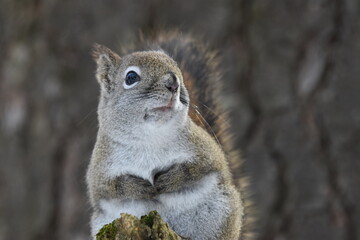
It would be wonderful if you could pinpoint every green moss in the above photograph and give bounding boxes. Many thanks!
[140,211,157,228]
[96,220,118,240]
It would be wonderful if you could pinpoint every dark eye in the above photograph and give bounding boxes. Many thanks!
[125,71,140,86]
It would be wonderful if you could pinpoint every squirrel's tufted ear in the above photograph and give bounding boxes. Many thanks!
[92,43,121,93]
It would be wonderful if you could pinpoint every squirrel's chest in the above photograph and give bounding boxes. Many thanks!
[105,146,190,183]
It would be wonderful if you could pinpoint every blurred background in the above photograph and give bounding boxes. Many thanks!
[0,0,359,240]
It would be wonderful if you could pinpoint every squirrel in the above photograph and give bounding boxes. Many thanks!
[86,32,246,240]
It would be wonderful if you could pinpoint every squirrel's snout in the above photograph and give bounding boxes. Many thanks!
[165,72,179,93]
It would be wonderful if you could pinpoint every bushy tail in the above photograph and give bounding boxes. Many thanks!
[120,31,254,239]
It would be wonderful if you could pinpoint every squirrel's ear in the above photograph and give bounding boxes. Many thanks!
[92,43,121,93]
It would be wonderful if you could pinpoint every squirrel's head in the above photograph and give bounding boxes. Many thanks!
[92,44,189,142]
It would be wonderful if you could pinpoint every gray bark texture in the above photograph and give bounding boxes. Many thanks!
[0,0,359,240]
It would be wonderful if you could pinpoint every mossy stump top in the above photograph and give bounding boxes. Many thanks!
[96,211,189,240]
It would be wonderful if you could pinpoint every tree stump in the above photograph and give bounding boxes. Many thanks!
[96,211,189,240]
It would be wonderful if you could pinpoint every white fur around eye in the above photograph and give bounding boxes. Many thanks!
[123,66,141,89]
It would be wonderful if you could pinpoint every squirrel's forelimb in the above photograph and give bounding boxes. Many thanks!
[154,160,217,194]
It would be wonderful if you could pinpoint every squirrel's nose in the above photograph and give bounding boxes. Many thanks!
[165,73,179,93]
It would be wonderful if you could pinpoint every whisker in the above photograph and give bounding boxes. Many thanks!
[195,101,232,129]
[191,104,221,147]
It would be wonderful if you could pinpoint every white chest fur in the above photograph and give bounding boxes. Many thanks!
[104,117,191,182]
[105,142,190,183]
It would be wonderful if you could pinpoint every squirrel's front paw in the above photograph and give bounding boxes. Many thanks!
[136,178,158,199]
[134,178,157,199]
[154,176,173,193]
[115,175,157,199]
[154,167,181,193]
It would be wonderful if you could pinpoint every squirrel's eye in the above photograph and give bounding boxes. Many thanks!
[125,71,140,88]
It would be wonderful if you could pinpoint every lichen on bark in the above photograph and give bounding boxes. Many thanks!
[96,211,189,240]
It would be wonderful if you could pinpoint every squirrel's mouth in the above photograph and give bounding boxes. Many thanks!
[151,95,177,112]
[144,102,174,121]
[144,95,182,121]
